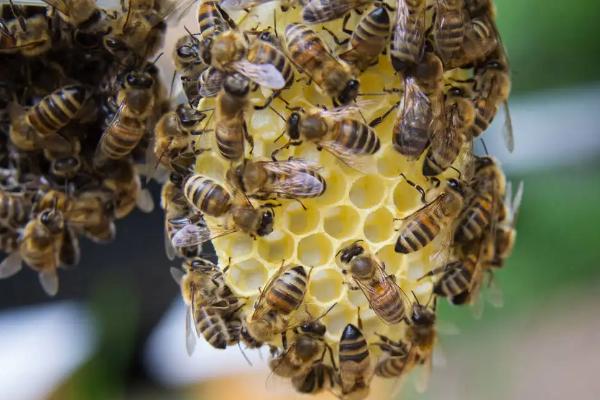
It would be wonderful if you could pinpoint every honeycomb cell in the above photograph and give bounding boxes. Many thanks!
[195,153,226,182]
[363,207,394,243]
[257,230,294,263]
[308,268,345,304]
[283,202,320,236]
[376,244,406,276]
[377,145,410,178]
[297,233,334,266]
[228,258,268,295]
[214,232,254,261]
[347,286,369,308]
[323,205,361,240]
[323,304,355,340]
[315,165,347,205]
[349,175,387,209]
[393,180,424,216]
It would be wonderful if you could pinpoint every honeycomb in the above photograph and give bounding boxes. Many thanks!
[165,0,515,397]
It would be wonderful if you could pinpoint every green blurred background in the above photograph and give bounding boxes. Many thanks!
[2,0,600,399]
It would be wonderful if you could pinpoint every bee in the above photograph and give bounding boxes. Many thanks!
[101,160,154,219]
[432,0,466,66]
[171,257,243,353]
[285,23,359,105]
[279,103,380,169]
[214,73,252,161]
[1,14,52,57]
[0,227,22,280]
[302,0,373,24]
[422,85,475,176]
[373,334,412,378]
[454,156,505,244]
[338,241,407,324]
[269,319,332,378]
[393,52,444,160]
[173,34,207,105]
[390,0,426,73]
[246,264,309,342]
[172,174,275,247]
[395,178,466,254]
[41,0,109,48]
[292,363,338,394]
[68,189,116,244]
[96,69,156,163]
[335,4,392,74]
[405,296,437,392]
[0,189,32,228]
[338,323,372,400]
[471,52,513,151]
[227,158,326,201]
[488,180,523,268]
[447,15,498,69]
[219,0,298,12]
[153,104,206,171]
[246,29,295,94]
[19,208,65,296]
[197,66,226,99]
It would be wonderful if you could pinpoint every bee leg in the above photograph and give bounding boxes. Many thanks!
[341,13,354,36]
[369,101,400,127]
[356,307,363,330]
[281,331,288,350]
[243,121,254,155]
[292,198,307,211]
[322,27,349,47]
[400,173,427,203]
[253,92,278,110]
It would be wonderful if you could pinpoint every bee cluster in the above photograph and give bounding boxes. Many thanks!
[0,0,169,295]
[163,0,524,398]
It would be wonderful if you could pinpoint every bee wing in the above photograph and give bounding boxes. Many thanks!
[509,180,524,227]
[165,225,177,260]
[302,0,363,24]
[394,2,425,57]
[172,222,237,248]
[486,277,504,309]
[259,159,326,197]
[317,100,378,120]
[136,188,155,213]
[0,252,23,279]
[413,352,433,394]
[233,60,286,90]
[39,270,59,297]
[319,140,376,174]
[199,67,225,98]
[185,305,197,356]
[502,100,514,152]
[40,0,68,14]
[252,263,289,320]
[170,266,185,285]
[402,78,432,128]
[220,0,276,10]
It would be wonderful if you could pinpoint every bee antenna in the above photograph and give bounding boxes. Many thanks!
[8,0,26,32]
[237,342,253,366]
[411,290,421,305]
[150,52,164,65]
[480,138,490,155]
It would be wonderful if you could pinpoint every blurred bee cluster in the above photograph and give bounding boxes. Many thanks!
[0,0,172,295]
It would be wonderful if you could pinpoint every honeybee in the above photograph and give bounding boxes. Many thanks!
[422,85,475,176]
[172,174,275,246]
[390,0,426,73]
[302,0,373,24]
[446,15,498,69]
[172,34,207,105]
[0,189,32,228]
[171,257,243,354]
[269,319,332,378]
[393,52,444,160]
[214,73,252,161]
[454,156,504,244]
[335,4,392,74]
[395,178,466,254]
[279,103,380,169]
[432,0,466,66]
[285,23,359,105]
[471,51,513,151]
[95,68,156,163]
[405,296,437,392]
[292,363,338,394]
[374,334,412,378]
[338,241,407,324]
[338,323,372,400]
[101,160,154,218]
[488,180,523,268]
[219,0,297,11]
[246,264,309,342]
[227,158,326,201]
[41,0,109,48]
[0,14,51,57]
[68,189,116,244]
[0,227,22,280]
[19,208,65,296]
[197,66,226,98]
[153,104,206,171]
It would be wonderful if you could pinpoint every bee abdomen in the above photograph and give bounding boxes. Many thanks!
[393,121,430,159]
[266,265,307,314]
[375,356,410,378]
[339,324,370,364]
[196,306,238,349]
[100,117,145,159]
[197,1,229,37]
[454,195,493,242]
[285,23,326,72]
[215,123,244,160]
[395,216,440,254]
[337,119,381,154]
[376,289,406,324]
[433,262,472,297]
[183,175,232,217]
[27,85,88,135]
[292,364,337,394]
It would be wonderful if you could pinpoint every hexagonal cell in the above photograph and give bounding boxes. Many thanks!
[323,205,361,240]
[257,230,294,263]
[283,202,320,236]
[195,153,226,182]
[297,233,334,267]
[316,165,347,205]
[363,207,394,243]
[227,258,268,295]
[347,287,369,308]
[349,174,386,209]
[308,268,345,304]
[393,180,424,216]
[214,232,254,261]
[376,244,406,276]
[323,305,354,340]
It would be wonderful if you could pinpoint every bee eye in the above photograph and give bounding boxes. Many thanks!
[40,211,51,225]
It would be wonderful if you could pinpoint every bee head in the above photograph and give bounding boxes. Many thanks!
[256,207,275,237]
[339,241,364,264]
[223,73,250,97]
[73,30,102,49]
[299,320,326,337]
[188,257,214,273]
[286,112,301,140]
[39,209,64,233]
[176,42,198,62]
[337,79,360,105]
[103,35,129,56]
[474,156,495,172]
[258,31,275,44]
[176,104,205,128]
[51,156,81,177]
[411,303,436,326]
[125,70,154,89]
[446,178,465,196]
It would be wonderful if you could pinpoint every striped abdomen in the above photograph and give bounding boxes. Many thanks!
[370,281,406,324]
[390,0,426,72]
[99,116,146,160]
[393,99,431,159]
[434,1,465,61]
[454,193,494,243]
[375,354,411,378]
[332,119,380,154]
[215,121,244,160]
[292,364,337,394]
[423,126,464,176]
[0,193,30,226]
[459,16,497,64]
[197,1,230,38]
[302,0,364,24]
[183,175,232,217]
[247,40,294,88]
[285,23,328,78]
[26,85,88,136]
[195,304,241,349]
[433,261,472,297]
[339,324,371,390]
[265,265,308,314]
[341,5,391,72]
[20,224,60,272]
[266,168,326,198]
[0,230,20,253]
[395,202,446,253]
